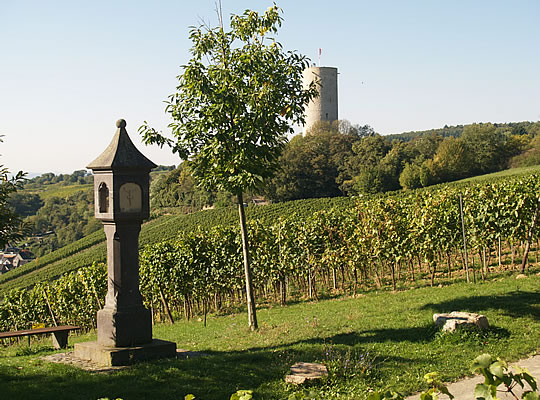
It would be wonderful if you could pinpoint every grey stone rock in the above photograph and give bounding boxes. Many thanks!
[285,362,328,384]
[433,311,489,332]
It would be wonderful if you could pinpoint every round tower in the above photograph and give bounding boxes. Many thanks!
[302,66,338,135]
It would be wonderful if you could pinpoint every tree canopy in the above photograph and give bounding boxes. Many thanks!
[140,5,316,195]
[0,140,27,247]
[139,5,317,330]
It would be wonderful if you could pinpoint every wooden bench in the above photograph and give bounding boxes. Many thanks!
[0,325,81,349]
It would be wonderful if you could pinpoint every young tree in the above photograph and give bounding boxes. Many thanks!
[139,5,317,330]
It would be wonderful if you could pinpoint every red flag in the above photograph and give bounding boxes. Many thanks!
[319,48,322,56]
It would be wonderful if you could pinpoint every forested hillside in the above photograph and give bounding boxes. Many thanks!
[7,167,175,257]
[264,120,540,200]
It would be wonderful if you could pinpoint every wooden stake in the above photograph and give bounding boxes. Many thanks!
[459,194,470,283]
[521,197,540,274]
[42,288,58,327]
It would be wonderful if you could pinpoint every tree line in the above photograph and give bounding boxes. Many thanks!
[148,120,540,208]
[266,120,540,200]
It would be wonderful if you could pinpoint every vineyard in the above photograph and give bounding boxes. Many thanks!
[0,174,538,332]
[0,196,353,294]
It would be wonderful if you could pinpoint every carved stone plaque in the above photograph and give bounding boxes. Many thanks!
[119,182,142,213]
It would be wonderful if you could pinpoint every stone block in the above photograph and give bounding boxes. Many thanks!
[97,307,152,347]
[285,362,328,384]
[433,311,489,332]
[74,339,176,366]
[52,331,69,349]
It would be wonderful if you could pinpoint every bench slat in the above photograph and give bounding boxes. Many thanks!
[0,325,80,339]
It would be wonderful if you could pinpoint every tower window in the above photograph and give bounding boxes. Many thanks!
[326,113,329,120]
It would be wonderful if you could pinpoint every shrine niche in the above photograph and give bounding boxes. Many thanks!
[98,182,109,213]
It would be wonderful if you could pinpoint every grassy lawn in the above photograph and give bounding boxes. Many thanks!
[1,275,538,400]
[457,164,540,183]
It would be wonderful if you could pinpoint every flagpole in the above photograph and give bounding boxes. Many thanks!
[318,48,321,67]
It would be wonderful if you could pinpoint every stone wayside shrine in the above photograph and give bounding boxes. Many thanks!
[74,119,176,366]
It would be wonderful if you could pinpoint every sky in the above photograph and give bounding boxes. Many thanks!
[1,0,539,174]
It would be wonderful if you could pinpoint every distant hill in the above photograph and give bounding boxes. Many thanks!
[384,121,539,142]
[9,166,176,257]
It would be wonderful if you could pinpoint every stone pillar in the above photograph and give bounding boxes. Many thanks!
[74,119,176,366]
[97,222,152,347]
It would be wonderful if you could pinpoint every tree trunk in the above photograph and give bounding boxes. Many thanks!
[446,251,452,278]
[391,262,397,291]
[203,298,207,328]
[353,267,358,296]
[498,237,502,269]
[279,278,286,306]
[511,244,515,269]
[237,193,258,330]
[409,259,415,281]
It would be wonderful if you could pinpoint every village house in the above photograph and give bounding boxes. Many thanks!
[0,247,35,274]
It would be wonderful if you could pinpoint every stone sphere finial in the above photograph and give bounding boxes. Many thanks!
[116,119,127,128]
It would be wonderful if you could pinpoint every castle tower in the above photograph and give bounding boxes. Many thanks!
[302,66,338,135]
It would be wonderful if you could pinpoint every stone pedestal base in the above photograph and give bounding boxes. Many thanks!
[74,339,176,366]
[97,307,152,347]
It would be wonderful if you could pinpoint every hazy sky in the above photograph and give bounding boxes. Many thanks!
[1,0,539,174]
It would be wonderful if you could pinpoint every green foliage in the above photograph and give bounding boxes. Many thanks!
[323,343,376,382]
[0,229,106,291]
[0,196,353,294]
[461,123,510,175]
[22,188,100,256]
[367,371,454,400]
[139,3,319,330]
[140,5,317,195]
[0,167,27,248]
[3,173,539,331]
[367,376,454,400]
[23,170,91,187]
[471,354,539,400]
[7,192,43,217]
[230,390,254,400]
[511,135,540,168]
[266,130,357,201]
[150,162,233,211]
[287,390,322,400]
[369,354,539,400]
[0,262,106,330]
[335,121,539,196]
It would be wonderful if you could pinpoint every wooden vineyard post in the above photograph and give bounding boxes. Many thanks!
[459,194,470,283]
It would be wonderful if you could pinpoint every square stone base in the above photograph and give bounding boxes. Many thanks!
[97,307,152,347]
[74,339,176,366]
